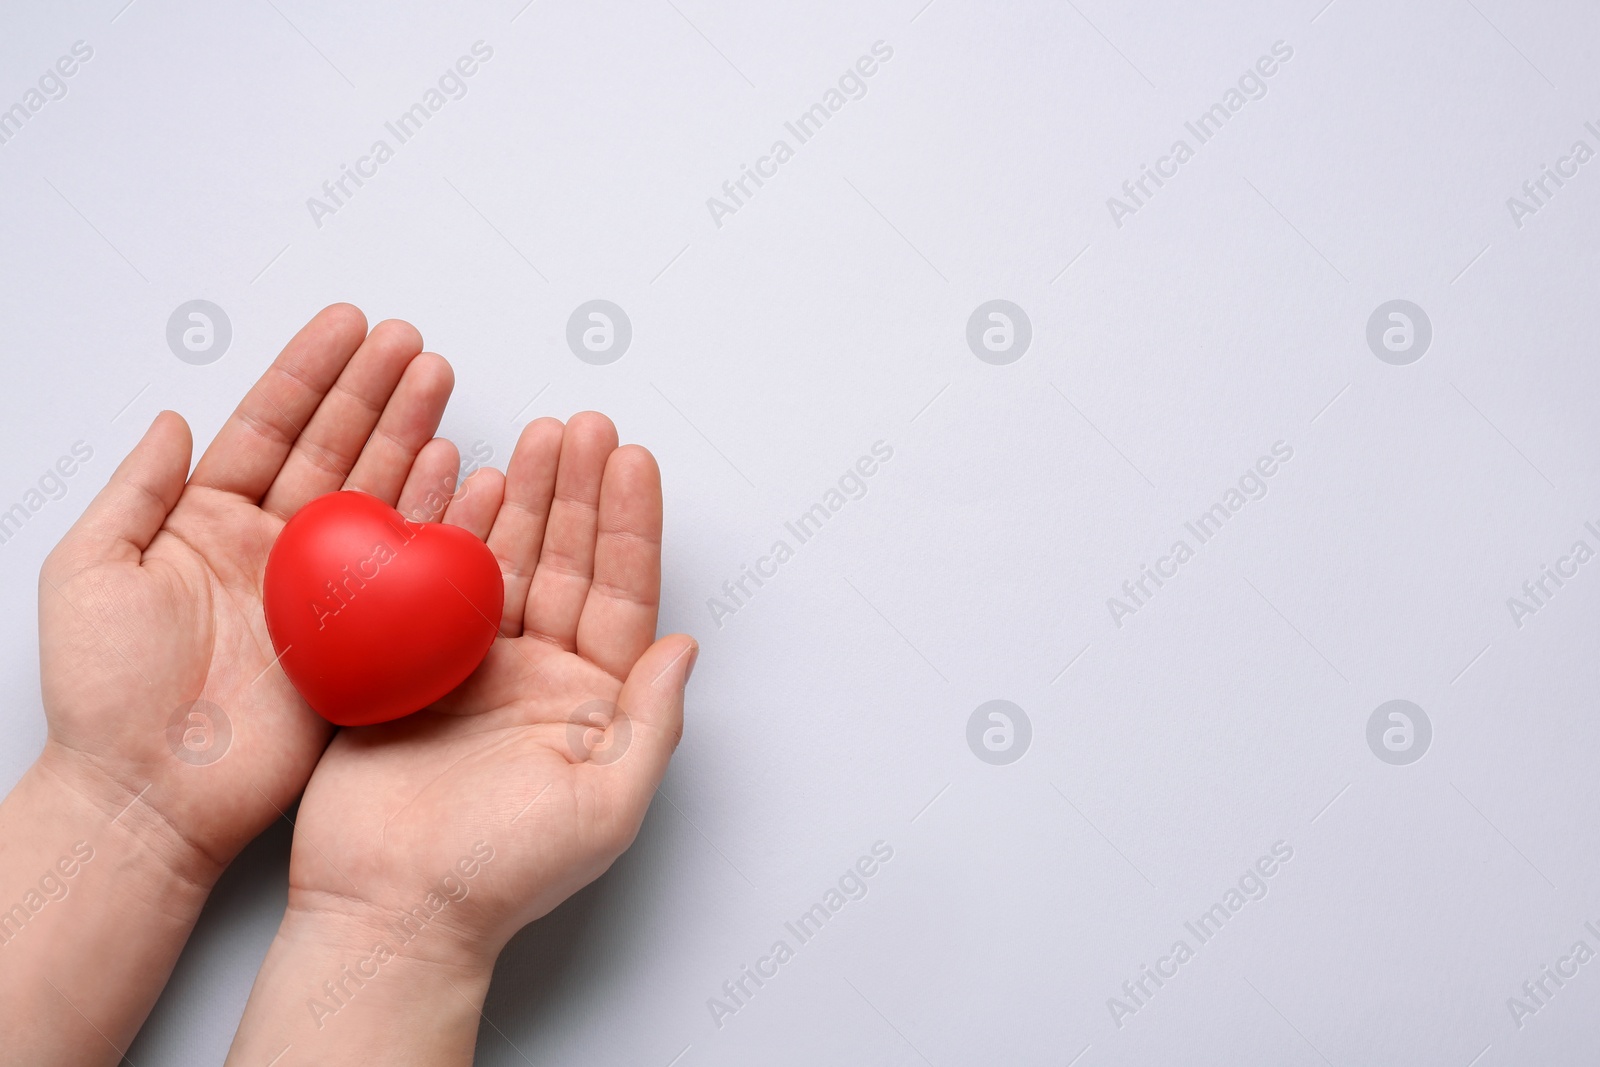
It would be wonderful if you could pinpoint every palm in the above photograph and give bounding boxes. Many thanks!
[286,414,693,953]
[39,307,459,866]
[290,645,623,933]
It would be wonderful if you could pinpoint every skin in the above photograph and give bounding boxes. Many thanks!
[225,414,694,1066]
[0,304,694,1066]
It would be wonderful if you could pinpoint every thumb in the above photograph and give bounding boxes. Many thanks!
[59,410,191,565]
[609,633,697,812]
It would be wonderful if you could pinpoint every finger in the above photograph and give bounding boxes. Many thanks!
[395,437,460,523]
[190,304,367,500]
[442,466,505,542]
[576,445,662,679]
[604,634,696,821]
[55,411,191,567]
[259,319,425,519]
[523,412,617,651]
[486,418,563,636]
[341,353,455,506]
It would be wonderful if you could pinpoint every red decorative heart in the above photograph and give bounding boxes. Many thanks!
[263,491,503,726]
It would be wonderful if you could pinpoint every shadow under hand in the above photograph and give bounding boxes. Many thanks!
[475,801,690,1066]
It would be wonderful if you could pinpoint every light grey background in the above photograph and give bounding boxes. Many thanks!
[2,0,1598,1063]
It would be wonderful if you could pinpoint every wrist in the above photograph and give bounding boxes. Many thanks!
[34,739,224,895]
[0,750,220,1064]
[226,905,495,1066]
[281,887,502,984]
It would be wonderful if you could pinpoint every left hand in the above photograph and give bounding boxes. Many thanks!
[38,305,460,880]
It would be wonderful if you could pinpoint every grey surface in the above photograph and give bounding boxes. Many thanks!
[1,0,1598,1063]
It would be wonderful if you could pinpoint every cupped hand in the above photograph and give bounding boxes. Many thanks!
[282,412,696,964]
[38,305,463,880]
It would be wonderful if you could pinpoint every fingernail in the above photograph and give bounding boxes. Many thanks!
[684,642,699,684]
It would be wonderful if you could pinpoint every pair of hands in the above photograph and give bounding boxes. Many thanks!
[27,305,694,1063]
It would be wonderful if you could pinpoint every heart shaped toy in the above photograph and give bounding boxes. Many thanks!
[263,491,503,726]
